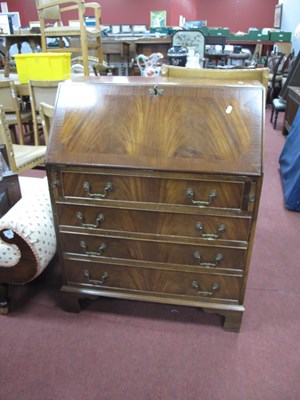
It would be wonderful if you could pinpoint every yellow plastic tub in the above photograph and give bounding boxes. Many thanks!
[14,52,71,83]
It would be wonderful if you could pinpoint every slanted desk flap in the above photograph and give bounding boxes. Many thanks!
[46,77,264,175]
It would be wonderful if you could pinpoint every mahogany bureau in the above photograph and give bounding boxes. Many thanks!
[46,76,264,331]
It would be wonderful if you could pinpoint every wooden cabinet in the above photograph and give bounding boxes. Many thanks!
[46,77,264,331]
[283,86,300,135]
[134,37,172,58]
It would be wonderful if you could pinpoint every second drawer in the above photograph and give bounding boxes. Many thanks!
[57,204,251,242]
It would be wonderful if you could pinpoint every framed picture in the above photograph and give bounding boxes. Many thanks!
[274,4,283,29]
[150,11,167,27]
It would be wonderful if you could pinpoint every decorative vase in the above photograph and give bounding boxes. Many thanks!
[167,45,188,67]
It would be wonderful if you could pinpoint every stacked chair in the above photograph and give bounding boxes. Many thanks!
[35,0,104,76]
[0,80,33,145]
[28,80,63,145]
[0,106,46,174]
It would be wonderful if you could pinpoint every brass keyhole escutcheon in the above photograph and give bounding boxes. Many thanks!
[149,84,164,97]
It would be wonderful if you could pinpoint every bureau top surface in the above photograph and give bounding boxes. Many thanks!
[46,77,264,175]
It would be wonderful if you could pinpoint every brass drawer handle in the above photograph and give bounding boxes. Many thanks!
[186,188,217,207]
[195,222,226,239]
[191,281,220,297]
[83,270,108,285]
[83,181,112,199]
[80,240,107,256]
[76,211,105,228]
[193,251,223,268]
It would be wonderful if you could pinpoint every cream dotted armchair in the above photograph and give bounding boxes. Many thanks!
[0,177,56,314]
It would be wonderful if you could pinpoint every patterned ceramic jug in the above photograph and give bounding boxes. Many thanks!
[136,53,163,77]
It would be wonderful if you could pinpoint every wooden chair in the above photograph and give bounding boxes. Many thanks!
[93,62,118,76]
[0,106,46,174]
[280,53,294,87]
[28,80,63,145]
[270,98,286,129]
[39,102,55,144]
[267,53,293,108]
[71,55,112,75]
[0,80,33,145]
[267,53,286,104]
[35,0,103,76]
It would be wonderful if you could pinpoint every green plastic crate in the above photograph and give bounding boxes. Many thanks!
[269,31,292,42]
[228,33,251,41]
[199,26,209,36]
[150,27,170,35]
[256,33,270,41]
[208,28,229,38]
[248,29,268,41]
[248,29,262,39]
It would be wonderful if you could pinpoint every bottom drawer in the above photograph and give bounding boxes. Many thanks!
[63,260,242,302]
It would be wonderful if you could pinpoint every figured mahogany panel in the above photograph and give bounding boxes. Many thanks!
[47,78,264,175]
[63,259,242,302]
[58,206,251,241]
[60,171,249,210]
[60,232,246,271]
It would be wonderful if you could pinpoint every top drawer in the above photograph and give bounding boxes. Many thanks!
[59,171,252,211]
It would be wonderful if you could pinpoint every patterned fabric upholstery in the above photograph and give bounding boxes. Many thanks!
[0,177,56,283]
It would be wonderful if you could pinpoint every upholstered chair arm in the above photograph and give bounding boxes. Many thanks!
[0,178,56,284]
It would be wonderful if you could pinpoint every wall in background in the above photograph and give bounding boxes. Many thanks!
[279,0,300,55]
[169,0,198,26]
[6,0,279,32]
[6,0,37,27]
[195,0,278,32]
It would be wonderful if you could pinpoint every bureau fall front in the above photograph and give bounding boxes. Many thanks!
[46,76,264,331]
